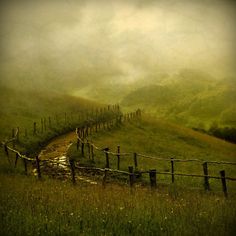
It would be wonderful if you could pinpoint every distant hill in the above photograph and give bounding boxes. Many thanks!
[121,70,236,128]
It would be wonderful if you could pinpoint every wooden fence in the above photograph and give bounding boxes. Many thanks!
[74,119,236,197]
[2,107,236,197]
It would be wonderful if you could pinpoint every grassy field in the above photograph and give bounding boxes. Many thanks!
[1,88,236,235]
[68,115,236,192]
[0,171,236,236]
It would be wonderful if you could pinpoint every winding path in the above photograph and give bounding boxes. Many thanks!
[38,131,97,185]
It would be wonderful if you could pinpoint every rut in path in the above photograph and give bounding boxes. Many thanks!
[37,131,97,185]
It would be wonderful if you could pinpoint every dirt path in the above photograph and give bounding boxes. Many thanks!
[38,131,97,185]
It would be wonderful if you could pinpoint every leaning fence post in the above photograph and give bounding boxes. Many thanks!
[69,159,76,184]
[203,162,210,191]
[128,166,135,187]
[35,156,41,179]
[14,153,19,168]
[117,145,120,170]
[171,158,174,183]
[133,153,138,169]
[220,170,228,198]
[149,169,157,188]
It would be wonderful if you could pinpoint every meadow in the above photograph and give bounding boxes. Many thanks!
[1,89,236,235]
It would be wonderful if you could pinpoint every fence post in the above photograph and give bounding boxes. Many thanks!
[203,162,210,191]
[149,169,157,188]
[220,170,228,198]
[117,145,120,170]
[14,153,19,168]
[76,138,80,150]
[128,166,135,187]
[171,158,174,183]
[33,122,37,135]
[4,144,9,157]
[81,142,84,157]
[35,156,41,179]
[133,153,138,169]
[87,141,90,159]
[69,159,76,184]
[104,148,109,168]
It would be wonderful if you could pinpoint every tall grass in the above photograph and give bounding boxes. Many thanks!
[0,173,236,236]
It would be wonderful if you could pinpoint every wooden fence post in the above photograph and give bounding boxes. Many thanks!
[203,162,210,191]
[76,138,80,150]
[133,153,138,169]
[149,169,157,188]
[35,156,41,179]
[117,145,120,170]
[104,148,109,168]
[171,158,174,183]
[14,153,19,168]
[220,170,228,198]
[4,144,9,157]
[81,142,85,157]
[87,141,90,159]
[69,159,76,184]
[128,166,135,187]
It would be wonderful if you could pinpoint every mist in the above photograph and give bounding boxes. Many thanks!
[0,0,235,94]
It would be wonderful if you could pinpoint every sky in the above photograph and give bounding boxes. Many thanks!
[0,0,235,89]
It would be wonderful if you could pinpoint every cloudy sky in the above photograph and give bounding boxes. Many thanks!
[0,0,235,88]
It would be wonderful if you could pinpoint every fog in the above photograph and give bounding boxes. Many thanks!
[0,0,235,92]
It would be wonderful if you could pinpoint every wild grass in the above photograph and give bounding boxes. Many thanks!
[0,172,236,236]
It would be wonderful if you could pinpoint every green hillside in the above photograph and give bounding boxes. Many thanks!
[121,72,236,128]
[68,115,236,191]
[0,86,103,155]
